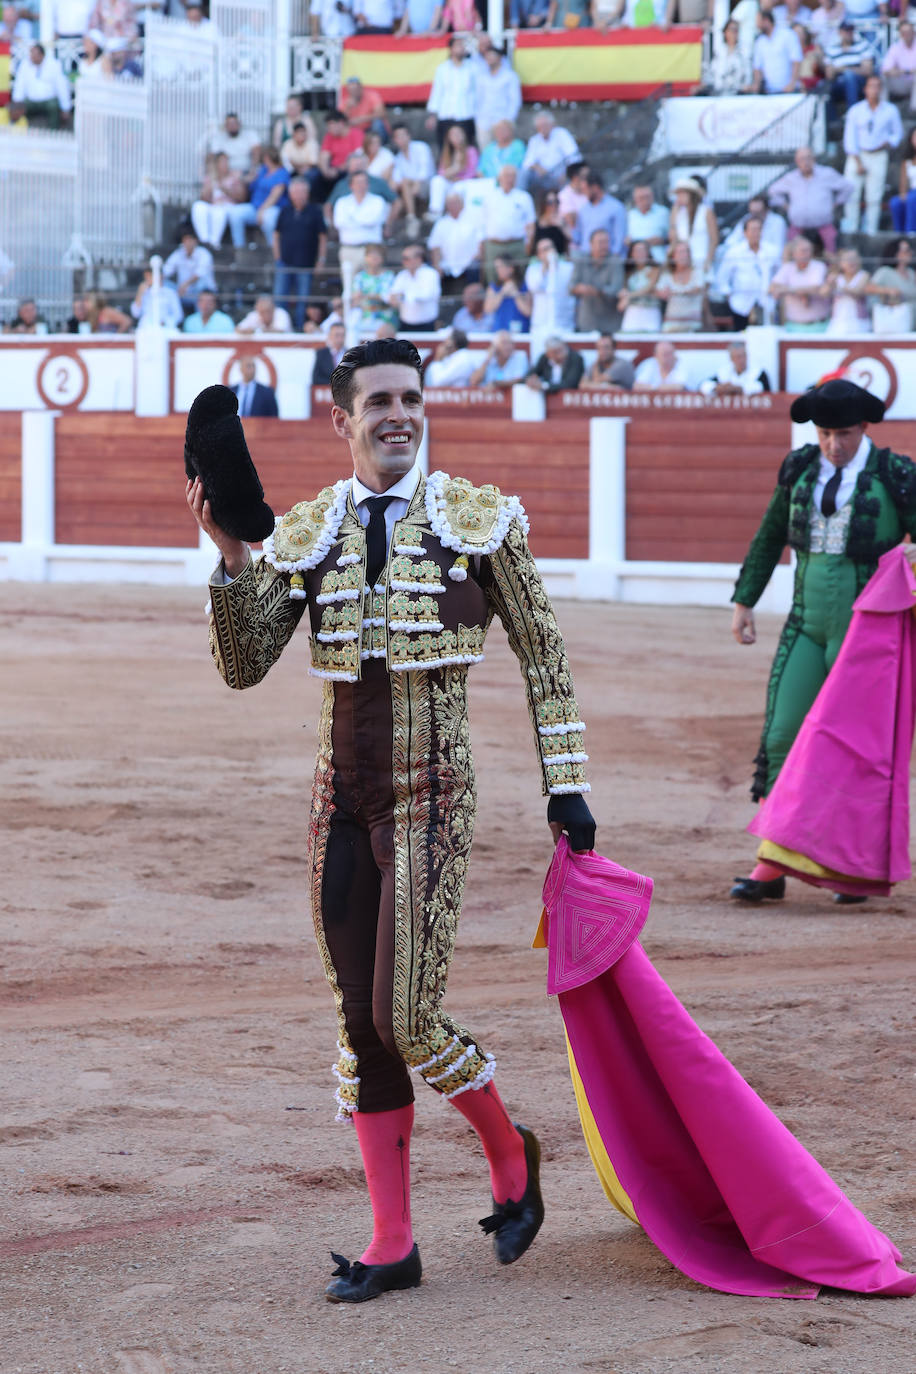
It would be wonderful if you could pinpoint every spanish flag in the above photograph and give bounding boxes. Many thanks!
[340,35,448,104]
[0,41,11,121]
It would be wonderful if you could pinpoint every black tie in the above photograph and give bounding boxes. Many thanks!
[821,466,843,517]
[365,495,395,587]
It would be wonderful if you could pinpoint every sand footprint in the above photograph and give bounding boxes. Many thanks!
[115,1350,172,1374]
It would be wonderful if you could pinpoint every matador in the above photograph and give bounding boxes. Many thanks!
[186,337,596,1303]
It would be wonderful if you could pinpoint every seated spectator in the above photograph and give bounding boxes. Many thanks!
[311,321,348,383]
[614,0,676,26]
[720,192,787,263]
[866,236,916,333]
[558,162,590,240]
[353,0,394,32]
[808,0,845,43]
[303,302,332,334]
[668,177,717,279]
[4,297,49,334]
[574,173,626,259]
[311,0,355,38]
[823,21,875,121]
[625,184,669,265]
[699,340,771,397]
[769,234,829,332]
[521,112,580,202]
[424,329,478,386]
[327,153,397,211]
[228,148,290,251]
[890,127,916,234]
[236,293,293,334]
[339,75,389,138]
[838,0,881,25]
[842,75,903,234]
[767,147,851,256]
[281,121,321,178]
[364,130,396,188]
[525,337,584,394]
[182,5,214,35]
[351,243,397,333]
[822,247,871,335]
[389,243,442,331]
[428,191,481,295]
[484,255,532,331]
[183,289,235,333]
[510,0,550,26]
[162,229,216,314]
[332,169,390,275]
[391,123,436,236]
[131,269,184,330]
[77,30,107,81]
[273,176,327,331]
[3,3,34,42]
[617,240,662,332]
[315,109,364,202]
[479,120,526,181]
[570,228,623,335]
[525,236,575,336]
[191,153,246,250]
[481,166,536,282]
[881,19,916,103]
[233,355,278,418]
[704,18,752,94]
[209,113,262,176]
[468,329,528,387]
[751,10,802,94]
[535,192,570,256]
[633,340,691,392]
[429,124,479,219]
[580,334,635,392]
[716,216,779,328]
[475,44,521,149]
[9,43,72,127]
[657,242,707,333]
[452,281,494,332]
[87,0,138,53]
[272,94,318,153]
[67,290,130,333]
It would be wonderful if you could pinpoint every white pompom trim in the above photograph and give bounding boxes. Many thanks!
[336,553,361,567]
[317,630,360,643]
[542,751,589,766]
[394,543,425,555]
[389,619,445,633]
[442,1053,497,1099]
[308,667,359,682]
[424,469,529,556]
[289,588,307,601]
[448,567,467,582]
[390,578,446,594]
[361,648,388,659]
[262,478,350,573]
[316,588,361,605]
[538,721,587,736]
[389,651,485,672]
[548,782,592,794]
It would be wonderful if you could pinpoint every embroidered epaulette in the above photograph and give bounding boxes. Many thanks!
[777,444,819,491]
[424,470,529,556]
[262,479,350,573]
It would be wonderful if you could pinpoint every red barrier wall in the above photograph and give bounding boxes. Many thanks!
[0,425,20,543]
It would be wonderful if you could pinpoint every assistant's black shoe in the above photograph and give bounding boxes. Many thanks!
[324,1244,421,1303]
[833,892,868,905]
[478,1124,544,1265]
[729,875,786,902]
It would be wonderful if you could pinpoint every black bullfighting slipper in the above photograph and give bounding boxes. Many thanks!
[478,1124,545,1265]
[184,383,275,542]
[729,876,786,902]
[324,1244,422,1303]
[833,893,868,905]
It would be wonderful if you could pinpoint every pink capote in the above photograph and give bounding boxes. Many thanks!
[748,546,916,895]
[541,837,916,1299]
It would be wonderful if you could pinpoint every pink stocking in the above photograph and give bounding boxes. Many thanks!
[449,1080,528,1204]
[352,1103,414,1265]
[750,860,783,882]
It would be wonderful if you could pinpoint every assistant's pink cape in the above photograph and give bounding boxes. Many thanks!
[537,838,916,1299]
[748,546,916,895]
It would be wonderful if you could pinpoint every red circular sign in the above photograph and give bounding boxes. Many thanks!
[220,349,279,391]
[36,350,91,410]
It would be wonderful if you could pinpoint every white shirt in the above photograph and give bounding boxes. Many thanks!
[521,127,580,176]
[626,202,670,263]
[426,57,477,121]
[235,306,293,333]
[699,357,768,396]
[524,257,576,333]
[634,356,692,389]
[483,184,536,240]
[843,98,904,156]
[425,349,478,386]
[368,146,396,181]
[356,0,394,24]
[53,0,93,32]
[209,127,262,174]
[352,464,421,546]
[476,64,522,133]
[389,263,441,323]
[813,434,871,513]
[12,55,72,111]
[427,210,481,277]
[319,0,356,36]
[752,27,802,92]
[772,2,812,24]
[163,244,216,292]
[716,240,780,317]
[333,191,389,245]
[393,140,435,185]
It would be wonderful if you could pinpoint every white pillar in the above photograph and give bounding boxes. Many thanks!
[17,410,58,581]
[135,327,171,416]
[488,0,504,42]
[588,416,628,600]
[274,0,292,109]
[511,381,544,421]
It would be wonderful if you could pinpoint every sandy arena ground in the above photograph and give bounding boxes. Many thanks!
[2,584,915,1374]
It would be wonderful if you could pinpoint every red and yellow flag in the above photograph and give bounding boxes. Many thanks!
[0,41,11,118]
[340,35,449,104]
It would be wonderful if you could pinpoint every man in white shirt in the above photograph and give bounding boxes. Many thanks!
[480,165,536,282]
[52,0,93,36]
[424,328,478,386]
[751,10,801,93]
[312,0,355,37]
[474,44,522,150]
[235,294,294,334]
[716,216,780,329]
[333,170,390,276]
[10,43,72,127]
[699,340,771,398]
[425,36,477,151]
[427,192,482,294]
[625,184,670,265]
[520,112,580,201]
[353,0,394,31]
[388,244,441,330]
[162,230,217,313]
[842,74,903,232]
[633,340,692,392]
[391,123,436,231]
[209,114,263,176]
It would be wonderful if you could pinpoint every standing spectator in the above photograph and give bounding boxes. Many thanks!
[484,256,532,330]
[580,334,635,391]
[236,294,293,334]
[511,0,550,24]
[391,123,436,235]
[312,322,348,383]
[657,242,707,333]
[162,230,216,313]
[773,0,813,28]
[574,173,626,259]
[839,0,883,24]
[822,21,875,120]
[51,0,92,38]
[842,74,903,234]
[617,240,662,332]
[191,153,246,250]
[704,18,752,94]
[4,298,49,333]
[698,340,771,397]
[808,0,845,44]
[388,244,442,331]
[281,122,321,179]
[232,356,279,418]
[478,120,526,181]
[751,9,801,93]
[452,281,493,332]
[633,340,692,391]
[364,130,396,188]
[425,36,477,151]
[9,43,71,127]
[351,244,397,334]
[228,148,290,251]
[625,184,669,265]
[424,329,477,386]
[480,165,536,282]
[327,153,397,212]
[332,169,389,275]
[76,28,106,78]
[353,0,394,31]
[769,235,829,331]
[312,0,355,36]
[209,114,262,176]
[131,270,184,330]
[339,75,389,138]
[767,146,852,256]
[475,44,521,149]
[525,337,585,393]
[880,20,916,102]
[468,329,529,386]
[525,236,575,336]
[86,0,138,52]
[272,94,318,152]
[569,228,623,335]
[437,0,480,31]
[273,177,327,331]
[823,248,871,335]
[890,127,916,234]
[315,110,364,202]
[520,112,580,202]
[397,0,439,32]
[716,216,779,328]
[558,162,590,239]
[535,192,570,256]
[867,237,916,333]
[429,123,479,218]
[546,0,591,24]
[428,191,481,294]
[183,290,235,333]
[668,177,718,277]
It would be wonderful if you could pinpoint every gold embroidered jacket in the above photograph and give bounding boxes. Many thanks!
[208,470,589,796]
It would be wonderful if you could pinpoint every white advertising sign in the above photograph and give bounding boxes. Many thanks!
[658,95,824,156]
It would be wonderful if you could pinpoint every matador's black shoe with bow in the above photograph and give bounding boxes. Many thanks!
[478,1124,545,1265]
[324,1244,422,1303]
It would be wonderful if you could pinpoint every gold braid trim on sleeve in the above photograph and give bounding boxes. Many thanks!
[485,520,589,796]
[208,556,307,690]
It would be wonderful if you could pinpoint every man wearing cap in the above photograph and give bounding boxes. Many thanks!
[729,379,916,902]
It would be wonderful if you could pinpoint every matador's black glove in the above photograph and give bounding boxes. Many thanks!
[184,384,275,542]
[547,793,596,852]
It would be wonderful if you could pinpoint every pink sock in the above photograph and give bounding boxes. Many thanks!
[352,1103,414,1265]
[750,860,783,882]
[449,1080,528,1205]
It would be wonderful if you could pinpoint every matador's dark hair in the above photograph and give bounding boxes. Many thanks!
[330,337,423,414]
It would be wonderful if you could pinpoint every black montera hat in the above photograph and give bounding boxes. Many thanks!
[184,384,275,542]
[789,378,885,429]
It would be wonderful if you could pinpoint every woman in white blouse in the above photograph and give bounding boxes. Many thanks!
[524,236,576,336]
[669,176,719,278]
[704,19,752,94]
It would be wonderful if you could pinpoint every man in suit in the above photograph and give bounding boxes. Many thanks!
[312,321,348,385]
[233,356,279,417]
[524,336,584,395]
